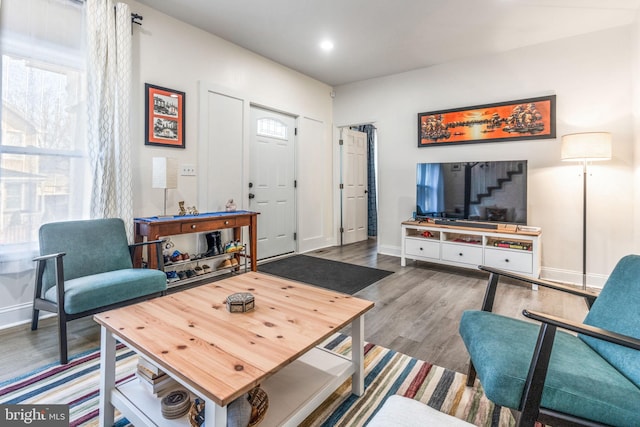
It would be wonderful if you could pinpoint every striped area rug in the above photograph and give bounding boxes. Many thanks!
[0,336,514,427]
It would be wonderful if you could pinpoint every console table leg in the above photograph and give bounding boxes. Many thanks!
[204,399,227,427]
[99,326,116,427]
[351,315,365,396]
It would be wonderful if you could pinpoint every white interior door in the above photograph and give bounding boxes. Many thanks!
[249,107,296,260]
[341,128,368,245]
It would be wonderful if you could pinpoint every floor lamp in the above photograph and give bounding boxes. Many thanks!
[560,132,612,289]
[152,157,178,216]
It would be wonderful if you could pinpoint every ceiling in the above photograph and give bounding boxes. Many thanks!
[135,0,640,87]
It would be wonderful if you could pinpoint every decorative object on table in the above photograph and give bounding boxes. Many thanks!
[418,95,556,147]
[178,201,187,216]
[188,205,199,215]
[145,83,185,149]
[560,131,612,289]
[226,198,237,211]
[188,391,259,427]
[152,157,178,216]
[248,386,269,427]
[161,389,191,419]
[188,398,205,427]
[226,292,255,313]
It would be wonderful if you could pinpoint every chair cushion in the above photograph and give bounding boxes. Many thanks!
[39,219,134,293]
[459,310,640,427]
[44,268,167,315]
[581,254,640,387]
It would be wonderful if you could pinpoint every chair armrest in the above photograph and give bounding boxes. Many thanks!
[478,265,598,311]
[128,239,164,270]
[33,252,66,262]
[524,309,640,351]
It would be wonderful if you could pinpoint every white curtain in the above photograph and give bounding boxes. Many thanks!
[86,0,133,240]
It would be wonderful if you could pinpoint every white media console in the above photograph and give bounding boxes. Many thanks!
[401,220,542,278]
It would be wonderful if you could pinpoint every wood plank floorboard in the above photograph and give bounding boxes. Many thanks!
[0,239,589,382]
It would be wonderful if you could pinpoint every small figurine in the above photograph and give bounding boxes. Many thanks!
[178,201,187,216]
[226,199,237,212]
[188,206,199,215]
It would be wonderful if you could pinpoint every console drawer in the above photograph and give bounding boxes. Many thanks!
[441,243,483,266]
[484,248,533,274]
[180,218,237,233]
[405,238,439,260]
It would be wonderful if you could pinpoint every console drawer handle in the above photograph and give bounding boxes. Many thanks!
[191,224,197,229]
[459,252,463,257]
[224,220,229,225]
[505,259,510,263]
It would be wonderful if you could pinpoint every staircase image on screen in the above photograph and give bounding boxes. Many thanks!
[416,160,527,224]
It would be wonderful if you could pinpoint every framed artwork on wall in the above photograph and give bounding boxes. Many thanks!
[145,83,185,148]
[418,95,556,147]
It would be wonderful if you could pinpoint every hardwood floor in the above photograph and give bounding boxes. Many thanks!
[0,239,589,382]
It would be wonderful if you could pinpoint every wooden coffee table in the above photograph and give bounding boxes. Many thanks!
[95,272,374,427]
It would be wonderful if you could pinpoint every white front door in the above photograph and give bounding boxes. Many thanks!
[341,128,368,245]
[249,107,296,260]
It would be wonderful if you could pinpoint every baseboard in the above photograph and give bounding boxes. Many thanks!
[0,302,55,332]
[540,267,607,290]
[377,244,400,258]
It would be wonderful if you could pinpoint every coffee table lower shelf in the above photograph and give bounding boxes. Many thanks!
[110,346,355,427]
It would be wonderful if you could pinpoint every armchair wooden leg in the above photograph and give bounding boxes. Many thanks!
[466,361,477,386]
[31,306,40,331]
[58,314,68,365]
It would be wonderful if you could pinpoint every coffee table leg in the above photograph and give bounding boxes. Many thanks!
[99,326,116,427]
[351,315,365,396]
[204,398,227,427]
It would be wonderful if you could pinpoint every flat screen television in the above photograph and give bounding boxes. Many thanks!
[416,160,527,224]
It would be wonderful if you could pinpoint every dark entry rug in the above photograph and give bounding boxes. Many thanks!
[258,255,393,294]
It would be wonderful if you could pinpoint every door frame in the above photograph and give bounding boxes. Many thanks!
[197,82,299,257]
[335,122,377,246]
[249,104,299,260]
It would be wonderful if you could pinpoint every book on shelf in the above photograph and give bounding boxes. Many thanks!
[137,356,164,377]
[138,373,180,394]
[137,369,168,383]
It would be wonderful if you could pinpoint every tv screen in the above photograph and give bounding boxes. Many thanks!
[416,160,527,224]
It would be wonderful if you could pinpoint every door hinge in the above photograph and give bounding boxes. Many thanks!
[340,227,344,233]
[294,180,297,188]
[294,232,297,241]
[295,127,298,136]
[339,183,344,189]
[339,139,344,145]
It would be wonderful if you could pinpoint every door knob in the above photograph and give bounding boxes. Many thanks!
[249,193,255,199]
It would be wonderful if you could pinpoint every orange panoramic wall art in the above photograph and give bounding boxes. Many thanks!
[418,95,556,147]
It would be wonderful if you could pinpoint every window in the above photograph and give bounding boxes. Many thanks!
[1,0,88,270]
[257,118,288,140]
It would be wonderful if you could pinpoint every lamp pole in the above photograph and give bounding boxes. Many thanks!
[582,160,587,290]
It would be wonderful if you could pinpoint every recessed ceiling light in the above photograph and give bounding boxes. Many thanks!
[320,40,334,51]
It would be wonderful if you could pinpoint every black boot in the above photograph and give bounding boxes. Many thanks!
[214,231,223,255]
[205,232,217,257]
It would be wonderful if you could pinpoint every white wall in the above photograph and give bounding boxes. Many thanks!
[127,1,336,252]
[334,26,637,287]
[0,1,336,329]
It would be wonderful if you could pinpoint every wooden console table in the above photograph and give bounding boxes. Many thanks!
[134,210,258,272]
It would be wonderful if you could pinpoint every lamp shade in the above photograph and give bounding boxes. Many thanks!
[561,132,612,161]
[152,157,177,189]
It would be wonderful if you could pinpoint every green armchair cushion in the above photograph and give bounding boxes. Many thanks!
[43,268,167,315]
[581,254,640,386]
[39,218,135,294]
[459,310,640,427]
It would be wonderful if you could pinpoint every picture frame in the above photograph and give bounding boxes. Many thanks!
[418,95,556,147]
[145,83,185,148]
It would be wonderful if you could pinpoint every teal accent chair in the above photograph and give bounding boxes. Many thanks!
[31,218,167,364]
[459,255,640,427]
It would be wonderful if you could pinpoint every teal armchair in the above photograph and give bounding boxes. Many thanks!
[31,218,167,364]
[459,255,640,427]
